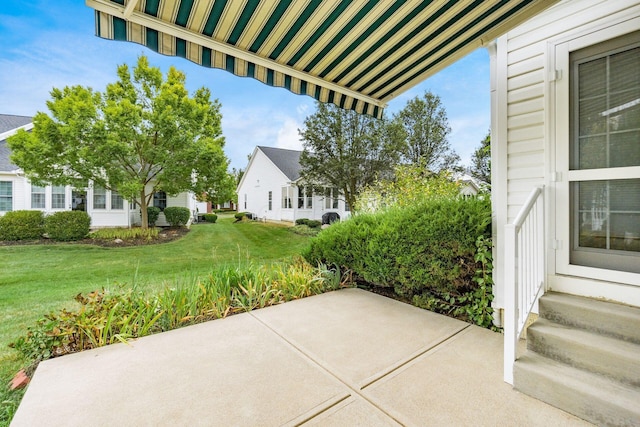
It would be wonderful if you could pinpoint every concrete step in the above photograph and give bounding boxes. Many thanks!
[538,292,640,344]
[514,352,640,427]
[527,319,640,387]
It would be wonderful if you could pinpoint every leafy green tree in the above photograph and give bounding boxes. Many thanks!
[394,91,460,172]
[206,170,237,206]
[8,56,228,228]
[470,132,491,185]
[355,161,461,213]
[299,103,403,209]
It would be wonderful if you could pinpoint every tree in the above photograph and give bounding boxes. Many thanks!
[206,170,236,206]
[8,56,228,228]
[470,132,491,185]
[394,91,460,172]
[354,162,461,213]
[298,103,403,210]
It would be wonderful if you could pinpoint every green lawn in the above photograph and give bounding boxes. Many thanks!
[0,214,310,398]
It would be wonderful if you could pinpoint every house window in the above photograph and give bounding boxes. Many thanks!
[325,187,339,209]
[93,186,106,209]
[111,191,124,210]
[297,186,313,209]
[244,193,247,209]
[0,181,12,211]
[306,187,313,209]
[268,191,272,210]
[52,185,66,209]
[31,185,45,209]
[281,186,293,209]
[154,191,167,211]
[568,31,640,274]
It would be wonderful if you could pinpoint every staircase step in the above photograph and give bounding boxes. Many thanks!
[514,352,640,427]
[527,319,640,387]
[539,292,640,344]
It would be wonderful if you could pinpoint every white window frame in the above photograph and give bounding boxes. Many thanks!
[0,181,12,212]
[52,185,66,210]
[93,186,107,210]
[111,190,124,210]
[281,186,293,209]
[31,184,46,209]
[553,20,640,287]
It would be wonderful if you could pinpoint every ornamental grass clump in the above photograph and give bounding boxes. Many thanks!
[90,227,159,241]
[11,257,343,372]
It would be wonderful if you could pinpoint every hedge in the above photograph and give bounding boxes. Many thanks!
[203,213,218,223]
[303,197,494,327]
[45,211,91,241]
[163,207,190,227]
[0,210,45,241]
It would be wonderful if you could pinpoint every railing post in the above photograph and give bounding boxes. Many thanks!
[504,222,517,384]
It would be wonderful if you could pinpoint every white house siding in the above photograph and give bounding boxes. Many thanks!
[492,0,640,313]
[238,148,291,221]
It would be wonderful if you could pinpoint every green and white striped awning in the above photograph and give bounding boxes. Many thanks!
[86,0,558,118]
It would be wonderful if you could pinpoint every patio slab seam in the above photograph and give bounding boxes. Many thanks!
[249,310,471,426]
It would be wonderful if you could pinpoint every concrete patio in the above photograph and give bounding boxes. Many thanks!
[11,288,590,426]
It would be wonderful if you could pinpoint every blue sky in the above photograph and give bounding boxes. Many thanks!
[0,0,490,171]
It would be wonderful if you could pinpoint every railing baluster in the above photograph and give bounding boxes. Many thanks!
[504,186,544,384]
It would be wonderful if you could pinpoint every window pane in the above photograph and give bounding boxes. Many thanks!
[52,186,65,209]
[111,191,124,210]
[572,43,640,170]
[0,181,12,211]
[298,187,304,209]
[574,179,640,253]
[154,191,167,211]
[93,187,106,209]
[268,191,272,211]
[31,185,45,209]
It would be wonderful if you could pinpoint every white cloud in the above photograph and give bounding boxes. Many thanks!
[275,117,303,151]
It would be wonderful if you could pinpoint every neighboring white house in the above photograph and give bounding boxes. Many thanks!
[0,114,199,228]
[237,146,351,223]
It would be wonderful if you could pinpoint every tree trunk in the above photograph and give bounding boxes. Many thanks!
[139,189,149,229]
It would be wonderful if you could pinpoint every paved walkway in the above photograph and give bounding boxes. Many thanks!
[12,289,590,426]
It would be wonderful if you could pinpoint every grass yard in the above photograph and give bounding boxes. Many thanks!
[0,214,311,416]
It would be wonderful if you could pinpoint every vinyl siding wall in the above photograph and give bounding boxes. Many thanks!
[492,0,640,311]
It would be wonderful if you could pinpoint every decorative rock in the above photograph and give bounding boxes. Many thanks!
[114,238,124,244]
[10,370,29,390]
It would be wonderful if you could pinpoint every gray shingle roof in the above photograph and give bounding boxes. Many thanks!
[258,146,303,181]
[0,114,32,172]
[0,114,32,134]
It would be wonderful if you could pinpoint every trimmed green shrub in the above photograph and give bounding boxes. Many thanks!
[147,206,161,226]
[163,207,190,227]
[306,220,321,228]
[0,210,45,241]
[303,197,494,327]
[203,213,218,223]
[234,212,251,222]
[44,211,91,241]
[295,218,309,225]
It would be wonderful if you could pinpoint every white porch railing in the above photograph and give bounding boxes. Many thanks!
[504,185,545,384]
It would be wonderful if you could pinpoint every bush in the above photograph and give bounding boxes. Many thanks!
[203,213,218,223]
[303,197,494,327]
[91,227,158,241]
[295,218,309,225]
[0,210,44,241]
[45,211,91,241]
[163,207,191,227]
[234,212,252,222]
[147,206,161,226]
[306,220,321,228]
[291,225,321,236]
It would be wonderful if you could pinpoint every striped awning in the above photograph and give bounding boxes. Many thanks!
[86,0,558,118]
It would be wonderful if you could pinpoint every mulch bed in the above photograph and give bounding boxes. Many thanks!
[0,227,190,248]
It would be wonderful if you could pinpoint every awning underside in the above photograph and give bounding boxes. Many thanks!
[87,0,558,118]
